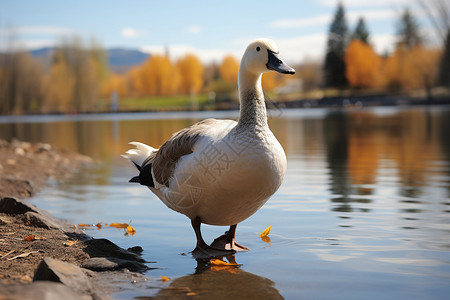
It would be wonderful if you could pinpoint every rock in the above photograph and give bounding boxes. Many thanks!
[0,197,36,215]
[24,211,61,230]
[82,257,149,272]
[83,239,145,263]
[33,257,109,300]
[128,246,144,254]
[0,282,82,300]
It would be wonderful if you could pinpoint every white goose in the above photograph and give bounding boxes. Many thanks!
[123,38,295,258]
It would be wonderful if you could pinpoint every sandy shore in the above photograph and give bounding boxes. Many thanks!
[0,140,149,299]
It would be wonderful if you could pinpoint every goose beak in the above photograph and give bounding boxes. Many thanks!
[266,50,295,75]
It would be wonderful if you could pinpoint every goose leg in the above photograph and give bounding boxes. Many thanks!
[191,217,236,259]
[210,224,249,251]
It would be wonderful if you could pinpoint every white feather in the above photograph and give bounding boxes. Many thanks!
[122,141,156,169]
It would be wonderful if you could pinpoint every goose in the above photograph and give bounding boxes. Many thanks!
[122,38,295,258]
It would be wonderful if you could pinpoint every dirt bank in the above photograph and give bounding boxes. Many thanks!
[0,139,149,299]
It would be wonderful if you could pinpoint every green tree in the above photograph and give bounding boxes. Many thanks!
[324,2,349,89]
[396,8,423,49]
[352,17,370,44]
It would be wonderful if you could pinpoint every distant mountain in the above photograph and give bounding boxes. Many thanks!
[29,47,150,74]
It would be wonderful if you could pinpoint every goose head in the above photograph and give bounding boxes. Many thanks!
[240,38,295,76]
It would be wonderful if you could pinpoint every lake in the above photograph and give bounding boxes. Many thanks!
[1,106,449,299]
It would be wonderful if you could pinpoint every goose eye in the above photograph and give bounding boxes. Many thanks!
[256,46,260,52]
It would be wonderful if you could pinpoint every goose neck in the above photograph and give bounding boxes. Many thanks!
[237,68,268,130]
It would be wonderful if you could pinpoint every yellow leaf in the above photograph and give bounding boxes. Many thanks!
[161,276,170,282]
[210,259,240,266]
[78,223,91,227]
[95,222,102,229]
[259,226,271,237]
[109,222,128,229]
[126,225,136,236]
[64,240,78,247]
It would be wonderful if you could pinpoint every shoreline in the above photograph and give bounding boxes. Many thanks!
[0,139,150,299]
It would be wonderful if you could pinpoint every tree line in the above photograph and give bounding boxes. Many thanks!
[324,1,450,97]
[1,0,449,115]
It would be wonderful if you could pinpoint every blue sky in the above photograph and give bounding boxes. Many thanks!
[0,0,430,63]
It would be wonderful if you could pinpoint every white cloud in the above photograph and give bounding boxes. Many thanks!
[276,34,328,63]
[0,26,77,37]
[270,14,331,29]
[319,0,411,8]
[271,9,397,29]
[120,27,146,38]
[140,43,240,63]
[371,33,396,54]
[186,25,202,34]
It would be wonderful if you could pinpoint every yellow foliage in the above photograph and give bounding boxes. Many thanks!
[344,40,381,89]
[176,54,204,94]
[219,55,240,84]
[259,225,271,237]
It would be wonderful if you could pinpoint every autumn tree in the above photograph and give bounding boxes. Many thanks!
[0,51,46,114]
[344,40,380,89]
[297,60,322,91]
[176,54,204,95]
[219,55,239,84]
[140,54,180,96]
[324,2,349,89]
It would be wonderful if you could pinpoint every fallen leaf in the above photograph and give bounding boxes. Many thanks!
[24,234,35,241]
[259,225,271,238]
[210,258,240,266]
[95,222,102,229]
[64,240,78,247]
[161,276,170,282]
[72,224,77,229]
[186,292,197,296]
[7,251,40,261]
[78,223,91,227]
[126,225,136,235]
[261,235,271,244]
[109,222,129,229]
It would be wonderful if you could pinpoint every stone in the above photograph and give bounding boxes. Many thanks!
[82,257,149,272]
[24,211,61,230]
[83,239,145,263]
[0,282,82,300]
[33,257,109,300]
[0,197,36,215]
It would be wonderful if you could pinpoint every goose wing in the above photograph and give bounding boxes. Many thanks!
[152,118,235,187]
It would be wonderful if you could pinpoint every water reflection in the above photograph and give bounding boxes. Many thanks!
[148,256,282,300]
[1,107,450,299]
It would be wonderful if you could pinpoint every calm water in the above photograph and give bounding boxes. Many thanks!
[1,106,450,299]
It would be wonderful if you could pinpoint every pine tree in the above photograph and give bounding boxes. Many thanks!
[353,17,370,44]
[439,30,450,87]
[396,8,423,49]
[324,2,349,89]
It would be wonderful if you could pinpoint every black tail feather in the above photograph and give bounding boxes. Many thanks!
[128,163,155,188]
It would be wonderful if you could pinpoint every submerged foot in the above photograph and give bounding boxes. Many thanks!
[210,234,250,252]
[192,243,236,259]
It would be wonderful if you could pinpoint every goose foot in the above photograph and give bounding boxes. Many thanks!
[191,217,236,259]
[210,224,249,252]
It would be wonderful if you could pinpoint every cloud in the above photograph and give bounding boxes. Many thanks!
[271,9,397,29]
[120,27,146,38]
[270,14,331,29]
[140,44,235,63]
[0,26,77,37]
[186,25,202,34]
[319,0,411,8]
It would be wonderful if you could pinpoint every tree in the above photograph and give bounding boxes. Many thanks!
[396,8,423,49]
[219,55,239,84]
[324,2,349,89]
[418,0,450,87]
[344,40,380,89]
[353,17,370,44]
[176,54,204,95]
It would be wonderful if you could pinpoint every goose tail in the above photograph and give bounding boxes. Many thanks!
[122,142,158,187]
